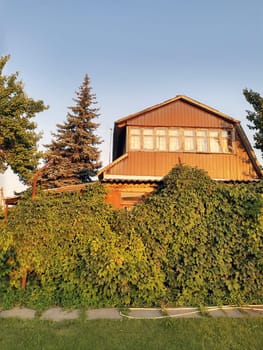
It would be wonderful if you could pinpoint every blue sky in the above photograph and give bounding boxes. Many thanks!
[0,0,262,194]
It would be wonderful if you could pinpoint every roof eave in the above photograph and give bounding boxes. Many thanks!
[98,153,129,179]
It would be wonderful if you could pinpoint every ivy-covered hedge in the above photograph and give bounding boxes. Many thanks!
[0,183,165,308]
[0,166,262,309]
[130,167,263,305]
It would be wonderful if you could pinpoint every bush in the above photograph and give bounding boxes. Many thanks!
[1,182,165,308]
[0,166,262,308]
[130,165,263,305]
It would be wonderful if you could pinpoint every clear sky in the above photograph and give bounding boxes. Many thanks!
[0,0,262,195]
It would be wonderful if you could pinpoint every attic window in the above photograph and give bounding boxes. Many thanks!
[130,128,141,150]
[209,130,221,152]
[196,130,208,152]
[168,129,180,151]
[129,127,234,153]
[221,130,233,153]
[156,129,167,150]
[143,129,154,149]
[184,130,195,151]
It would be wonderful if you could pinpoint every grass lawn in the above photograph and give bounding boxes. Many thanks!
[0,317,262,350]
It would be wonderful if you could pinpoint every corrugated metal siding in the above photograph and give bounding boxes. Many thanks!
[105,144,258,181]
[106,98,261,181]
[126,100,233,129]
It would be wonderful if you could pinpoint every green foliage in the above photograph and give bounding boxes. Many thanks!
[243,88,263,157]
[0,55,48,183]
[130,166,263,305]
[1,182,164,308]
[39,74,102,189]
[1,183,110,307]
[0,166,262,308]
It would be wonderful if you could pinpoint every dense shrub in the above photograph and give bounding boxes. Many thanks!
[0,183,165,308]
[130,166,263,305]
[0,166,262,308]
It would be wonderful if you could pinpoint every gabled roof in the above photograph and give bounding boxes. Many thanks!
[99,94,262,181]
[115,95,239,126]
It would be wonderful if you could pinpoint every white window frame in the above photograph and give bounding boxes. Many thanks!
[129,128,141,150]
[129,127,234,153]
[155,128,167,151]
[143,128,154,150]
[168,128,180,151]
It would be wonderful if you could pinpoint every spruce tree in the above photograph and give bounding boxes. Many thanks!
[39,74,102,188]
[0,55,47,183]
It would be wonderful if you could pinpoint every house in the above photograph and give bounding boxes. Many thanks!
[98,95,262,208]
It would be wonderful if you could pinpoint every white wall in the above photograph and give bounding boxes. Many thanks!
[0,167,28,198]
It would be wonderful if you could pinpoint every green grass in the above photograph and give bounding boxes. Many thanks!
[0,317,262,350]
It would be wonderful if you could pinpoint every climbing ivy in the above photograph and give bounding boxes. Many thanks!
[130,166,263,305]
[0,166,262,308]
[0,182,165,308]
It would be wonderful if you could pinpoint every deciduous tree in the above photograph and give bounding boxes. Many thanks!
[0,55,47,183]
[243,88,263,157]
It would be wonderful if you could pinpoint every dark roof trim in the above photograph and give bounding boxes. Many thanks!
[235,124,263,178]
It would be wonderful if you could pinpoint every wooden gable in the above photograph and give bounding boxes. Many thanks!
[100,95,262,184]
[121,99,234,128]
[115,95,237,127]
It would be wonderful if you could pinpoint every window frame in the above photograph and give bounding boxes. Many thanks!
[128,126,234,154]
